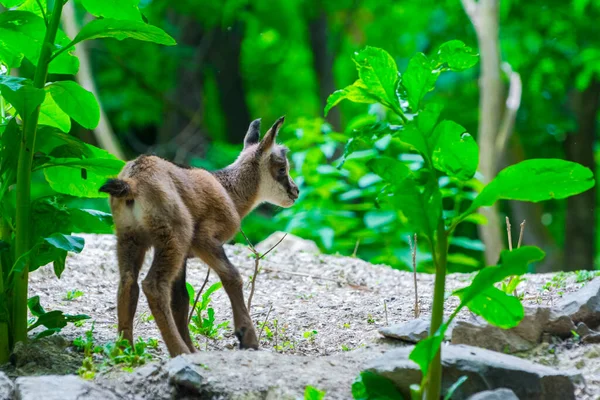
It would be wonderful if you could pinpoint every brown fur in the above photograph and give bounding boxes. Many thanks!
[103,117,298,356]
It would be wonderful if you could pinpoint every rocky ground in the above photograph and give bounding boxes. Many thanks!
[1,233,600,399]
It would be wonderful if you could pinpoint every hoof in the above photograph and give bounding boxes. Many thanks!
[235,327,259,350]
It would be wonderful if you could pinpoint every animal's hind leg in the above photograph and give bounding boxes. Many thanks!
[142,225,192,357]
[116,232,147,346]
[171,259,196,353]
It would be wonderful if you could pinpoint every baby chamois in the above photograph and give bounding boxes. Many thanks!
[99,117,298,356]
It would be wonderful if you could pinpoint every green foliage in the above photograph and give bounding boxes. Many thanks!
[187,282,230,341]
[328,41,594,400]
[352,371,404,400]
[27,295,89,339]
[0,0,175,363]
[304,385,326,400]
[64,289,84,301]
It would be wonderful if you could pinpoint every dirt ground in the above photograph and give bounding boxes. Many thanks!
[17,234,600,398]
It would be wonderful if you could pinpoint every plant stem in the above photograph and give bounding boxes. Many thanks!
[425,220,448,400]
[12,0,64,345]
[0,218,10,364]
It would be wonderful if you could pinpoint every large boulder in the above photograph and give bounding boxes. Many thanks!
[15,375,119,400]
[0,372,13,400]
[552,278,600,328]
[366,344,578,400]
[255,232,320,254]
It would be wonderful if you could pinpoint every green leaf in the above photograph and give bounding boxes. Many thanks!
[402,52,439,111]
[304,385,326,400]
[469,159,596,213]
[352,47,399,109]
[67,18,176,49]
[38,91,71,132]
[52,249,67,278]
[69,208,114,234]
[417,102,443,137]
[455,246,544,310]
[0,0,27,7]
[324,80,377,116]
[81,0,142,21]
[0,10,44,68]
[369,157,440,239]
[0,118,20,178]
[27,295,46,317]
[28,310,67,331]
[352,371,404,400]
[409,325,446,377]
[41,148,125,198]
[186,282,195,307]
[47,81,100,129]
[0,75,45,119]
[394,123,429,159]
[35,127,94,157]
[44,233,85,253]
[434,40,479,71]
[431,121,479,181]
[455,286,524,329]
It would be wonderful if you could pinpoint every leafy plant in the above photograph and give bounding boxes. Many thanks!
[303,329,318,341]
[327,43,594,399]
[0,0,175,363]
[27,295,89,339]
[304,385,326,400]
[187,281,230,341]
[352,371,404,400]
[64,289,84,301]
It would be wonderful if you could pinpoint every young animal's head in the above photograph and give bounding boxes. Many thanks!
[241,116,299,208]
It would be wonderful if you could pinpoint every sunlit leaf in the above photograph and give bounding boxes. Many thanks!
[431,121,479,181]
[468,159,596,213]
[81,0,142,21]
[68,18,177,49]
[39,91,71,132]
[433,40,479,71]
[402,52,439,111]
[455,286,524,328]
[352,46,399,109]
[324,80,377,116]
[47,81,100,129]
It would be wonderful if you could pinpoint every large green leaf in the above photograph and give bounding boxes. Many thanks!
[455,286,524,329]
[42,155,125,198]
[431,120,479,181]
[433,40,479,71]
[352,47,399,109]
[409,323,447,377]
[47,81,100,129]
[0,75,45,119]
[402,52,439,111]
[394,123,429,159]
[0,10,44,68]
[352,371,404,400]
[417,102,443,137]
[455,246,544,309]
[468,159,596,213]
[324,80,377,116]
[67,18,176,49]
[69,208,114,234]
[38,91,71,132]
[81,0,142,21]
[0,0,27,7]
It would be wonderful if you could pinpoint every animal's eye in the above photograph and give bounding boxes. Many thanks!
[278,167,286,175]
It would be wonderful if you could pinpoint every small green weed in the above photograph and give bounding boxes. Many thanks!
[304,385,326,400]
[303,330,318,341]
[187,282,230,341]
[341,344,351,351]
[575,270,600,283]
[366,314,375,324]
[64,290,84,301]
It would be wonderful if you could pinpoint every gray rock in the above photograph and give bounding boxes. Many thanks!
[553,277,600,328]
[582,332,600,344]
[15,375,120,400]
[256,231,320,254]
[467,388,519,400]
[0,372,13,400]
[452,307,549,353]
[167,356,204,393]
[378,318,431,343]
[366,344,576,400]
[576,322,591,338]
[545,312,576,337]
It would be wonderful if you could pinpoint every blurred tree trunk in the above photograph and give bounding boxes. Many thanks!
[308,11,341,131]
[564,80,599,271]
[62,2,125,160]
[462,0,506,265]
[158,15,206,154]
[207,22,251,143]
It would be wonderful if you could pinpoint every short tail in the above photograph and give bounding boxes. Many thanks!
[99,179,134,198]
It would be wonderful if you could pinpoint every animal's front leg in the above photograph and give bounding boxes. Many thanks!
[194,245,259,349]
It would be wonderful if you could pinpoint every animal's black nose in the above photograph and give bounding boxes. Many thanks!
[290,184,299,199]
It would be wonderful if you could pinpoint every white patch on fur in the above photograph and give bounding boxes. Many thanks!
[254,152,293,208]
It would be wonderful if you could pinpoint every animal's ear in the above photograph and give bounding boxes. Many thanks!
[258,116,284,154]
[244,119,261,149]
